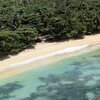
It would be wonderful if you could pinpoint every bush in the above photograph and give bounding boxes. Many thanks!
[16,27,37,48]
[0,31,21,56]
[0,28,37,56]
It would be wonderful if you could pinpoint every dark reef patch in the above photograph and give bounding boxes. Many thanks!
[21,66,100,100]
[0,81,23,100]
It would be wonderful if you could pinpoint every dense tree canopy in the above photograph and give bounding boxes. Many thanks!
[0,0,100,56]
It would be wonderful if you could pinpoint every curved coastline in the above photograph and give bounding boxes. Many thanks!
[0,44,100,73]
[11,45,88,68]
[0,45,88,72]
[0,34,100,78]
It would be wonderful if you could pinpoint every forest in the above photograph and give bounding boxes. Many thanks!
[0,0,100,56]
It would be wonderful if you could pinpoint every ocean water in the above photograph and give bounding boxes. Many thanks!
[0,46,100,100]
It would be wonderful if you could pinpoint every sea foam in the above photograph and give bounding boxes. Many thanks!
[10,45,88,68]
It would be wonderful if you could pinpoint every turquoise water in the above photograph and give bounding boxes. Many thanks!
[0,47,100,100]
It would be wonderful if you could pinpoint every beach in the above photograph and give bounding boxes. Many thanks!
[0,34,100,78]
[0,40,100,100]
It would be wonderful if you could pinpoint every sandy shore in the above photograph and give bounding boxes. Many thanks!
[0,34,100,78]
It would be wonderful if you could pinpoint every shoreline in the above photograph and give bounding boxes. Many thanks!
[0,45,88,72]
[0,34,100,78]
[10,45,88,68]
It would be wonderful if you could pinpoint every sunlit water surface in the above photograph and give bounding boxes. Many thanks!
[0,46,100,100]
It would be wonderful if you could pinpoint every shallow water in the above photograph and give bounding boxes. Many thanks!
[0,46,100,100]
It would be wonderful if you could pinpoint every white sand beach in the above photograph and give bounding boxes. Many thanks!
[0,34,100,78]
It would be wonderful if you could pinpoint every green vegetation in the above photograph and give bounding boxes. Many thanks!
[0,0,100,56]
